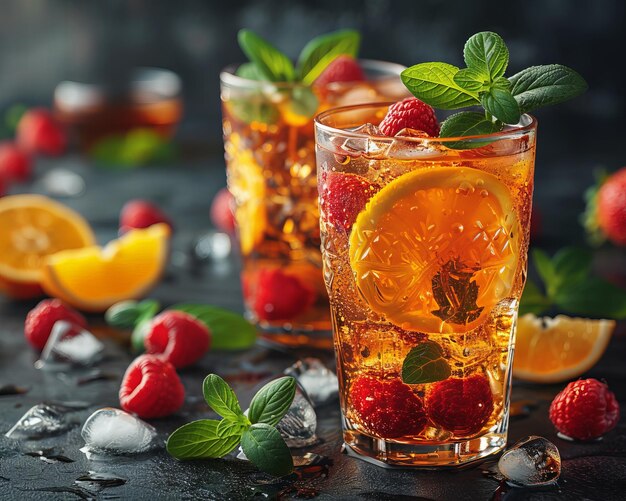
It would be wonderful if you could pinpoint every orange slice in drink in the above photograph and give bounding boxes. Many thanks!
[40,224,170,312]
[225,135,266,255]
[349,167,519,333]
[0,195,95,290]
[513,314,615,383]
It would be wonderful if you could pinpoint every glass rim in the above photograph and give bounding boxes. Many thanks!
[220,59,406,89]
[314,102,538,144]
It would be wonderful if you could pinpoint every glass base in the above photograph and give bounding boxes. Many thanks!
[343,429,506,468]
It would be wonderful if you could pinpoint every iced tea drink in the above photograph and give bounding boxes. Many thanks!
[221,62,407,348]
[315,104,536,466]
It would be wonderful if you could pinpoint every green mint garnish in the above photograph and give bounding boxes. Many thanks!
[401,340,451,385]
[167,374,296,476]
[401,31,587,139]
[520,247,626,318]
[297,29,360,85]
[105,299,160,329]
[237,29,296,82]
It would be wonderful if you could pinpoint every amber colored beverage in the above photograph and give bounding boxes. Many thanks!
[220,61,408,348]
[315,104,536,466]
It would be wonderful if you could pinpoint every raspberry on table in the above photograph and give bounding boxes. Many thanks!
[144,311,211,368]
[314,55,365,87]
[321,172,377,231]
[0,142,32,183]
[119,354,185,419]
[24,298,88,350]
[253,268,315,321]
[119,199,174,234]
[549,378,620,441]
[17,108,67,156]
[378,97,440,138]
[426,374,494,436]
[350,376,427,438]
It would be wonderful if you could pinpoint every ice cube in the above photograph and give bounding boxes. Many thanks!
[498,436,561,487]
[80,408,159,456]
[35,321,104,370]
[336,123,383,157]
[394,128,431,138]
[39,168,86,198]
[276,387,318,448]
[192,231,232,262]
[284,358,338,406]
[5,404,77,440]
[385,134,444,160]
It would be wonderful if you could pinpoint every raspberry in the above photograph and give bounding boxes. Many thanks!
[549,378,620,440]
[426,375,494,436]
[0,142,32,183]
[597,167,626,246]
[119,354,185,419]
[350,376,427,438]
[314,55,365,87]
[210,187,236,234]
[24,299,87,350]
[378,98,440,137]
[144,311,211,368]
[253,268,315,321]
[119,199,173,234]
[16,108,67,156]
[321,172,377,231]
[0,176,6,197]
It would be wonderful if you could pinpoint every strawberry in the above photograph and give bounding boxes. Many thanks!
[119,199,173,234]
[314,55,365,87]
[210,187,236,234]
[253,268,315,321]
[426,374,494,436]
[378,97,440,137]
[549,378,620,441]
[597,168,626,246]
[350,376,427,438]
[119,354,185,419]
[144,311,211,368]
[16,108,67,156]
[24,299,87,350]
[321,172,377,231]
[0,142,32,183]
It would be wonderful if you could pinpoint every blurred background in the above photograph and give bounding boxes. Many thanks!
[0,0,624,246]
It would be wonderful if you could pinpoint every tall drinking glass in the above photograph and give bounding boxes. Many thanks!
[220,62,408,348]
[315,103,536,466]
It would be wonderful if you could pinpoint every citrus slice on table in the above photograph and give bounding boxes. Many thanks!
[513,314,615,383]
[0,194,95,295]
[349,167,519,333]
[40,224,170,312]
[225,135,266,255]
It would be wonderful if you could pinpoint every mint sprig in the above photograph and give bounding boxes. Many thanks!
[167,374,296,476]
[297,29,360,85]
[237,29,296,82]
[520,247,626,318]
[401,340,451,384]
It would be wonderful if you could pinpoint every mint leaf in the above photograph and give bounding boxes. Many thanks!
[480,88,520,124]
[105,299,160,329]
[217,416,249,437]
[236,62,266,81]
[241,423,293,476]
[401,341,451,384]
[453,68,487,93]
[554,278,626,319]
[297,29,360,85]
[166,419,241,460]
[130,316,153,353]
[203,374,244,421]
[285,87,319,120]
[248,376,296,426]
[492,76,511,90]
[463,31,509,80]
[440,111,501,139]
[401,63,480,110]
[237,29,295,82]
[509,64,587,113]
[552,247,592,288]
[172,304,256,350]
[228,98,279,126]
[519,280,551,316]
[532,249,557,296]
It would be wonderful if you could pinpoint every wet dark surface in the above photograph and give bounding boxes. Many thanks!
[0,155,625,501]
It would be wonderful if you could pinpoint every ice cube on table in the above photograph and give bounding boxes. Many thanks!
[5,404,77,440]
[35,321,104,370]
[276,387,318,448]
[284,358,338,406]
[81,408,158,456]
[498,435,561,487]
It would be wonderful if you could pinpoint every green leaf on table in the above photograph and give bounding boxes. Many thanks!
[463,31,509,80]
[238,29,295,82]
[509,64,588,113]
[105,299,160,329]
[519,280,551,316]
[217,416,249,437]
[401,62,480,110]
[532,249,557,296]
[439,111,501,149]
[240,423,293,476]
[166,419,241,460]
[453,68,488,93]
[236,62,267,81]
[551,247,593,287]
[401,340,451,384]
[480,88,520,124]
[554,278,626,319]
[297,29,360,85]
[248,376,296,426]
[172,304,256,350]
[203,374,245,421]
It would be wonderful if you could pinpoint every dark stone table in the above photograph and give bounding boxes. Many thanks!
[0,154,625,501]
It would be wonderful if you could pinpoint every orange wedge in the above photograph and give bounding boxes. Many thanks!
[40,224,170,312]
[349,167,519,333]
[513,313,615,383]
[0,195,95,291]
